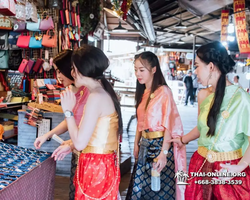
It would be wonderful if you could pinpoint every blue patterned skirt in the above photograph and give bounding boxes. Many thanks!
[126,137,175,200]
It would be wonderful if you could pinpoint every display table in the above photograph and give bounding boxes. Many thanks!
[0,143,56,200]
[18,110,72,176]
[0,157,56,200]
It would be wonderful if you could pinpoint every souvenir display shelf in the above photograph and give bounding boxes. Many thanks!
[0,142,56,200]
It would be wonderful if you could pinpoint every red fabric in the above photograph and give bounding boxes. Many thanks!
[186,151,250,200]
[74,153,120,200]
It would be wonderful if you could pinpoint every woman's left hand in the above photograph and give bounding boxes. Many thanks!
[51,144,72,161]
[60,87,76,112]
[154,153,167,173]
[213,163,247,181]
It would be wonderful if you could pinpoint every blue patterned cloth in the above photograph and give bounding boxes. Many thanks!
[126,137,175,200]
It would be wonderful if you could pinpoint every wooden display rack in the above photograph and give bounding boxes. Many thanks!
[28,102,63,113]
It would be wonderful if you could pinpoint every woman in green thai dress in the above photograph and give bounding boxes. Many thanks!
[170,41,250,199]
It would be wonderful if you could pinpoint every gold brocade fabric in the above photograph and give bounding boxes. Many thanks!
[82,112,119,154]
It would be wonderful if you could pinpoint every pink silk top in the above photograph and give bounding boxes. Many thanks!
[137,85,187,200]
[72,86,90,126]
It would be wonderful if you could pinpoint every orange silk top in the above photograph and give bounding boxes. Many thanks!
[137,85,187,200]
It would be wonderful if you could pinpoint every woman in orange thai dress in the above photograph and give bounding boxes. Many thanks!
[126,52,186,200]
[52,45,122,199]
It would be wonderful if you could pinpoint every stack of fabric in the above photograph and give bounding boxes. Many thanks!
[47,90,60,102]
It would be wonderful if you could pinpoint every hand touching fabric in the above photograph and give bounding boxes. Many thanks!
[34,135,48,149]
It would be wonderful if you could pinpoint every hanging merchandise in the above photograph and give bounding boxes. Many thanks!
[32,50,44,73]
[26,1,38,23]
[0,72,8,90]
[25,59,35,74]
[16,32,31,49]
[0,50,8,69]
[0,16,12,30]
[8,31,21,49]
[15,1,26,21]
[8,50,22,70]
[49,0,62,8]
[43,50,52,71]
[26,14,40,31]
[0,0,16,16]
[29,32,43,49]
[0,31,8,50]
[42,30,57,48]
[13,20,26,32]
[18,58,29,73]
[39,11,54,31]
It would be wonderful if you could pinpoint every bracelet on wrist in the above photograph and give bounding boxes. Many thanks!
[180,136,188,145]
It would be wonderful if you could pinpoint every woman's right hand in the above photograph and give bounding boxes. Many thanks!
[34,135,48,149]
[134,144,139,159]
[167,137,184,149]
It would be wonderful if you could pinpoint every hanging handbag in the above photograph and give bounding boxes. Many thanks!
[32,49,44,73]
[13,20,26,32]
[8,31,21,50]
[0,50,8,69]
[29,32,43,49]
[26,14,40,31]
[18,58,28,73]
[0,31,8,50]
[0,0,16,16]
[9,50,22,70]
[16,32,30,49]
[39,11,54,31]
[25,1,38,22]
[0,16,12,30]
[65,0,69,25]
[25,59,35,74]
[15,2,26,21]
[42,30,57,48]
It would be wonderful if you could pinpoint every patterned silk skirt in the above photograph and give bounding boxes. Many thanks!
[69,152,78,200]
[186,151,250,200]
[126,137,176,200]
[74,153,120,200]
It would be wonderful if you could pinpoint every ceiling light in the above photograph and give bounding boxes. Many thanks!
[112,20,128,33]
[195,44,202,47]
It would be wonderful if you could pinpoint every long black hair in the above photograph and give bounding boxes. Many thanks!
[53,50,74,80]
[134,51,168,114]
[196,41,235,137]
[71,45,122,135]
